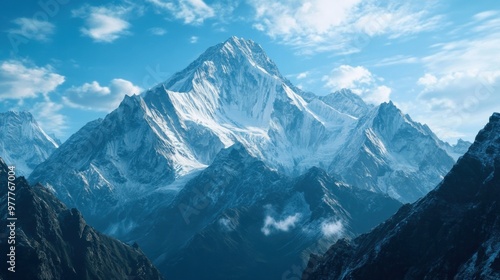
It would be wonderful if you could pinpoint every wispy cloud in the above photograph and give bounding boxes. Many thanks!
[261,213,300,236]
[297,71,310,79]
[8,17,55,41]
[322,64,391,104]
[218,217,237,232]
[0,60,65,100]
[371,55,418,67]
[63,78,142,111]
[246,1,443,54]
[31,99,67,138]
[321,220,343,237]
[472,10,498,21]
[72,5,133,43]
[407,11,500,141]
[148,27,167,36]
[189,36,199,43]
[147,0,215,25]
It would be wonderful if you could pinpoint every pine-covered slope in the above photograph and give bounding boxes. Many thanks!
[0,158,163,280]
[0,111,58,176]
[303,113,500,280]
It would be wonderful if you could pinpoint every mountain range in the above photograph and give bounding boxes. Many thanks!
[0,36,480,279]
[303,112,500,279]
[29,36,467,219]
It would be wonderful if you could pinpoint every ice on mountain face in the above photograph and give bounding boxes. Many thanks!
[0,111,58,176]
[329,101,456,202]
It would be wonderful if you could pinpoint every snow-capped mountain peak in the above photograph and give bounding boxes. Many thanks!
[0,111,59,176]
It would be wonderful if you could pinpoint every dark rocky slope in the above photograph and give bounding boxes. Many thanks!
[0,158,163,280]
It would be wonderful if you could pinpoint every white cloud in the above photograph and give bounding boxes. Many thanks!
[0,60,65,100]
[147,0,215,25]
[218,217,236,232]
[321,220,343,237]
[323,65,373,90]
[323,65,391,104]
[148,27,167,36]
[31,100,67,138]
[353,4,442,39]
[297,71,309,79]
[364,85,392,104]
[190,36,199,43]
[261,214,300,236]
[417,73,438,87]
[73,5,132,43]
[409,14,500,141]
[473,10,498,21]
[63,78,142,111]
[247,1,442,54]
[8,17,55,41]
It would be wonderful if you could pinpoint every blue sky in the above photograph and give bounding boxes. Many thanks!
[0,0,499,143]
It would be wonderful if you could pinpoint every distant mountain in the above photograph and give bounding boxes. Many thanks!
[328,100,456,202]
[0,111,58,176]
[302,113,500,280]
[441,138,472,161]
[0,157,163,280]
[102,144,401,279]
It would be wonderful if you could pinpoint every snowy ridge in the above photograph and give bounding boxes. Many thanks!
[0,111,58,176]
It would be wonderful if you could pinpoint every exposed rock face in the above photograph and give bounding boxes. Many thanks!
[303,113,500,280]
[0,158,163,280]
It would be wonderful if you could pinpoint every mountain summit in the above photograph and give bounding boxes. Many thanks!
[0,111,58,176]
[30,37,459,221]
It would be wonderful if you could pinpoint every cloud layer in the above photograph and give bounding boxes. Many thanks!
[247,1,442,54]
